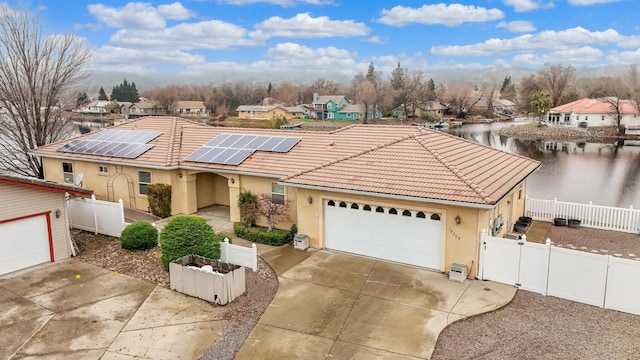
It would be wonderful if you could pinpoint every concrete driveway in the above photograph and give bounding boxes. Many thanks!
[0,259,225,360]
[236,249,516,360]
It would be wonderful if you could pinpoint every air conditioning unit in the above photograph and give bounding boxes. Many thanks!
[293,234,309,251]
[449,263,468,282]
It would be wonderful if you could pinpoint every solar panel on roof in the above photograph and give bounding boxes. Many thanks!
[183,133,301,166]
[257,136,285,151]
[272,137,301,152]
[56,129,162,159]
[224,149,253,165]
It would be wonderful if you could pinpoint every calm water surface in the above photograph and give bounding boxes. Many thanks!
[448,121,640,209]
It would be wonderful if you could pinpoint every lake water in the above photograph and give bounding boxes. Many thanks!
[447,121,640,209]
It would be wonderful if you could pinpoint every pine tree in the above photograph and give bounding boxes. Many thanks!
[98,87,108,100]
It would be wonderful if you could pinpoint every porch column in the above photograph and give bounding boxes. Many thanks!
[173,173,198,215]
[228,175,241,222]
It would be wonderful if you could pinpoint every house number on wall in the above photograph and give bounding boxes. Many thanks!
[449,227,461,241]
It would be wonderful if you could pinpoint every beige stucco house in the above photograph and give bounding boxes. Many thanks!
[0,174,92,275]
[32,116,540,278]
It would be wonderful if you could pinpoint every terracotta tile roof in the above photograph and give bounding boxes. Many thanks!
[174,101,206,109]
[0,173,92,197]
[32,117,540,207]
[551,97,637,114]
[281,130,540,206]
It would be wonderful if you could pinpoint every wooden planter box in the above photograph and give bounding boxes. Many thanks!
[169,254,245,305]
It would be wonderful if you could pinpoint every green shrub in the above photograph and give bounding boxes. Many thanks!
[120,221,158,250]
[234,222,292,246]
[147,183,171,218]
[159,215,221,270]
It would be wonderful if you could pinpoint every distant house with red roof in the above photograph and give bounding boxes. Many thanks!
[32,116,540,278]
[548,97,639,129]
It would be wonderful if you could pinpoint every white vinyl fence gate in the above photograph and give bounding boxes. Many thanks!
[479,230,640,316]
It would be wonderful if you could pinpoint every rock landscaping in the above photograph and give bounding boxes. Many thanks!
[497,123,635,141]
[72,229,278,360]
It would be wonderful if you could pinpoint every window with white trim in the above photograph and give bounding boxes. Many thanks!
[271,182,285,205]
[62,162,73,183]
[138,171,151,195]
[328,112,334,119]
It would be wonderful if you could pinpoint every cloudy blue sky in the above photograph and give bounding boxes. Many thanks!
[27,0,640,84]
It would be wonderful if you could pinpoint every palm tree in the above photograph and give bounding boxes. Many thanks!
[530,91,552,125]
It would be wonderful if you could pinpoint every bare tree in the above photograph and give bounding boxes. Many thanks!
[604,95,626,131]
[482,81,498,114]
[628,64,640,114]
[273,82,300,105]
[517,74,543,113]
[0,5,90,178]
[256,193,290,231]
[539,64,576,107]
[150,86,179,113]
[441,83,482,118]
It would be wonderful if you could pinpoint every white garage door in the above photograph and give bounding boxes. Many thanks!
[0,215,51,275]
[324,200,442,270]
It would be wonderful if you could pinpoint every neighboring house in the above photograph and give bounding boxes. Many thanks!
[236,105,306,120]
[75,100,109,115]
[0,173,92,275]
[392,101,448,118]
[174,101,207,116]
[310,93,381,120]
[493,99,518,113]
[548,97,639,128]
[32,116,540,278]
[121,101,167,119]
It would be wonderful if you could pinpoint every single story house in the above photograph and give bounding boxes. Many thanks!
[236,105,306,120]
[74,100,110,115]
[32,116,540,278]
[174,101,207,116]
[493,99,518,113]
[0,173,92,275]
[548,97,639,129]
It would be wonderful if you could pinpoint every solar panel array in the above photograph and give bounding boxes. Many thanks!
[185,133,301,165]
[58,129,162,159]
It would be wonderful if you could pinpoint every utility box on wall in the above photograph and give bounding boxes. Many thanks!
[449,263,468,282]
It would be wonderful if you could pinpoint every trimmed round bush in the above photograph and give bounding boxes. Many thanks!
[159,215,221,270]
[120,221,158,250]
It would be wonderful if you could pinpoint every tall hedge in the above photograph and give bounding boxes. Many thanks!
[159,215,222,270]
[147,183,171,218]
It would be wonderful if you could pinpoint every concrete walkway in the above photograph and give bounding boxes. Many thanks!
[0,260,226,360]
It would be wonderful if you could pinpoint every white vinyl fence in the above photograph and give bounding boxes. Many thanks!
[479,230,640,316]
[220,238,258,272]
[526,197,640,234]
[66,195,129,237]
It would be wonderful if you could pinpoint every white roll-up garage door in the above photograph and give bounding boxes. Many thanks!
[0,215,51,275]
[324,200,442,270]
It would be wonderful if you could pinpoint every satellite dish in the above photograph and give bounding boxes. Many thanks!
[75,172,84,187]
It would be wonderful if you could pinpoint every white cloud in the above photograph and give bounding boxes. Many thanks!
[497,20,536,33]
[378,4,504,27]
[512,46,604,66]
[157,2,195,20]
[568,0,621,5]
[217,0,334,5]
[108,20,264,50]
[503,0,555,12]
[253,13,370,38]
[364,36,387,44]
[87,3,168,30]
[610,49,640,63]
[431,27,622,56]
[91,45,205,67]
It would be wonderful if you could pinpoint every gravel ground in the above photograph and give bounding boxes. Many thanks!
[497,123,634,141]
[433,224,640,359]
[72,229,278,360]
